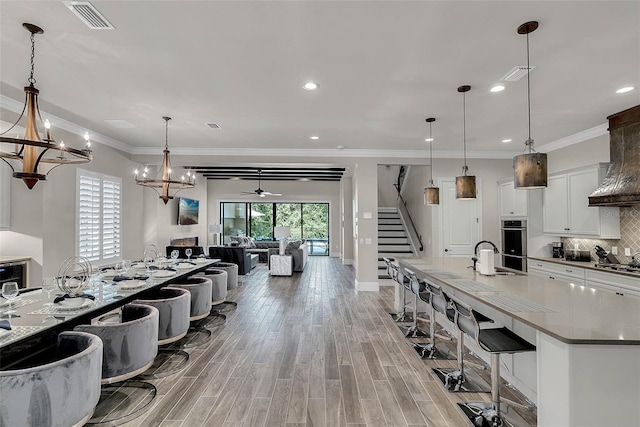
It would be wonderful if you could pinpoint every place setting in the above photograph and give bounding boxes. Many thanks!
[29,257,98,315]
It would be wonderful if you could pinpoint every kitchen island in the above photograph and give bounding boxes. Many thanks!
[398,257,640,427]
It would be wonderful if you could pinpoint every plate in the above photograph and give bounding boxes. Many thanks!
[195,257,207,264]
[54,298,93,311]
[131,263,147,270]
[101,269,118,278]
[175,263,194,270]
[152,270,176,278]
[117,280,147,290]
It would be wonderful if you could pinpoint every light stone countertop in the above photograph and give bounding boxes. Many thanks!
[397,257,640,345]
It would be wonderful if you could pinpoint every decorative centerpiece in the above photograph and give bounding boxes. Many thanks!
[55,256,95,307]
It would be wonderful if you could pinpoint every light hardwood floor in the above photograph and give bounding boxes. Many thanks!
[123,257,536,427]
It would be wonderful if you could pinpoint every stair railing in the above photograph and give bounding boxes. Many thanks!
[393,183,424,252]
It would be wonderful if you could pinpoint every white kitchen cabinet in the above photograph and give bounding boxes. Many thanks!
[498,179,528,218]
[528,259,585,283]
[585,269,640,299]
[542,163,620,238]
[0,162,10,230]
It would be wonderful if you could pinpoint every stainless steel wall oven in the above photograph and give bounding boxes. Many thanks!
[501,220,527,272]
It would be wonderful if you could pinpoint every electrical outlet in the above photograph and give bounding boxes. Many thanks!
[611,246,618,255]
[625,247,631,256]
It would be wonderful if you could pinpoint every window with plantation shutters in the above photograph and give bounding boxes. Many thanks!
[76,169,121,263]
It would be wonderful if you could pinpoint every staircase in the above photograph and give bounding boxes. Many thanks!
[378,207,415,279]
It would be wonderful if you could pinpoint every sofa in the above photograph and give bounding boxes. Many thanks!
[268,242,308,272]
[208,246,253,275]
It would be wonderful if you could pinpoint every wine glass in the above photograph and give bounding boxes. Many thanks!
[2,282,19,315]
[185,248,192,260]
[122,259,131,275]
[171,250,180,261]
[41,278,57,306]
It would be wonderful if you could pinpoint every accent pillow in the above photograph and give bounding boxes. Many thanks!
[286,239,304,250]
[247,237,257,249]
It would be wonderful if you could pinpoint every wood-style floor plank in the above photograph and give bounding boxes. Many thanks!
[123,258,536,427]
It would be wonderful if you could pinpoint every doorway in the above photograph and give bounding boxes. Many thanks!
[439,178,481,257]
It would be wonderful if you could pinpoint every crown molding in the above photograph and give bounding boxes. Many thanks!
[132,146,517,159]
[537,123,608,153]
[0,94,135,154]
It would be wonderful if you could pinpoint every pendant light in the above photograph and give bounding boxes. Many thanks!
[0,23,92,189]
[455,85,476,199]
[513,20,547,189]
[134,117,195,204]
[424,117,439,205]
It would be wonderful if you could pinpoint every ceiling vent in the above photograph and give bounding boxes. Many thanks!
[205,122,222,129]
[500,65,536,82]
[64,1,115,30]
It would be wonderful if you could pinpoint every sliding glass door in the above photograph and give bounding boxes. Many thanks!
[220,202,329,255]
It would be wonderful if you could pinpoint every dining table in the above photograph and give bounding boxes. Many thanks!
[0,258,220,369]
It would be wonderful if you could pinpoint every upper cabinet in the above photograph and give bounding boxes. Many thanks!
[498,179,528,218]
[542,163,620,238]
[0,163,9,230]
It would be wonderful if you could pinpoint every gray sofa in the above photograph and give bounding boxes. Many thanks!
[268,242,308,272]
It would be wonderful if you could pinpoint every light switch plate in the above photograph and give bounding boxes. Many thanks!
[365,238,372,244]
[363,212,373,219]
[625,247,631,256]
[611,246,618,255]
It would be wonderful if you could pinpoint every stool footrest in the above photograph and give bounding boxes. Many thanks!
[432,367,491,393]
[411,342,456,360]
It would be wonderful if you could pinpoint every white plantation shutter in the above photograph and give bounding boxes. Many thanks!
[102,179,121,260]
[76,170,121,263]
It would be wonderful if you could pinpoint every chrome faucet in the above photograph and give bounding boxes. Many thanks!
[472,240,500,271]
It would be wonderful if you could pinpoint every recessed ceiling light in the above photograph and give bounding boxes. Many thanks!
[310,136,319,140]
[337,145,344,150]
[425,138,434,142]
[616,86,634,94]
[303,82,319,90]
[490,85,505,93]
[299,178,310,182]
[502,139,512,143]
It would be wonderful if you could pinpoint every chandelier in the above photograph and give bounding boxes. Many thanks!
[135,117,195,204]
[0,23,92,189]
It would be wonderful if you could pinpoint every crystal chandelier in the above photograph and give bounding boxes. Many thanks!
[0,23,92,189]
[134,117,195,204]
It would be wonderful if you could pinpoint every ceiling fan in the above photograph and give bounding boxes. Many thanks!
[240,169,282,197]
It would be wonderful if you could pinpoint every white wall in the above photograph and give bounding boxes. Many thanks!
[377,165,400,207]
[0,140,145,286]
[547,134,609,172]
[142,174,208,251]
[206,179,341,256]
[341,177,354,264]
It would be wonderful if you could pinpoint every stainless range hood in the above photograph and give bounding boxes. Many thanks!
[588,105,640,207]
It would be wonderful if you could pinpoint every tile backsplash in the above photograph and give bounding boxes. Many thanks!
[561,205,640,263]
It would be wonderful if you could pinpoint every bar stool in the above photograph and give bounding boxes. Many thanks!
[199,267,238,319]
[133,287,191,378]
[449,296,536,427]
[411,281,457,360]
[391,265,413,323]
[212,262,239,290]
[75,303,159,425]
[170,276,214,347]
[0,331,102,427]
[398,268,429,338]
[432,291,492,393]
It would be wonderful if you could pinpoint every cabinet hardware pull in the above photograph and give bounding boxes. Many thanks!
[549,276,555,279]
